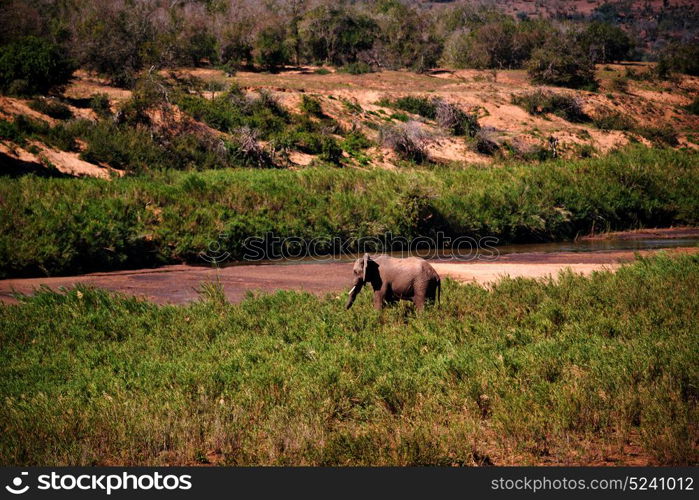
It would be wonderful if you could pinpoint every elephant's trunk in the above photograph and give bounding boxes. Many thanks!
[345,280,364,309]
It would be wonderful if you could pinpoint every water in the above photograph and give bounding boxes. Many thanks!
[222,231,699,267]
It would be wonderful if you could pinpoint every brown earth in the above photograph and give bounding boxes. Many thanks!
[181,63,699,165]
[3,62,697,178]
[2,246,696,306]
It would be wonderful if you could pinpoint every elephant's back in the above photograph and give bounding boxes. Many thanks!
[377,255,439,279]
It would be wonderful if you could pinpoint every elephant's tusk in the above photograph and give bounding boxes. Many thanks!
[348,286,356,295]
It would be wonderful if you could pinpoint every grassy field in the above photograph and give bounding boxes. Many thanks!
[1,254,697,466]
[1,147,697,278]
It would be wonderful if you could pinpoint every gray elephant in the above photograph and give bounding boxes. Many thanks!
[345,253,441,310]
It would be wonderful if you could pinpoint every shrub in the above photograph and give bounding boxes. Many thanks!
[610,76,629,93]
[380,96,437,120]
[28,98,73,120]
[254,26,289,71]
[579,21,634,63]
[512,90,588,122]
[0,115,49,145]
[183,32,219,66]
[636,127,679,147]
[0,36,73,95]
[90,94,112,118]
[300,95,323,116]
[230,127,274,168]
[175,87,289,138]
[72,5,156,87]
[435,100,480,137]
[380,121,429,163]
[657,41,699,77]
[527,34,597,89]
[684,97,699,115]
[473,127,500,155]
[390,112,409,122]
[319,135,343,164]
[592,110,636,131]
[342,61,373,75]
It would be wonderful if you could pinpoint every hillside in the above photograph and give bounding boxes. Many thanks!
[1,63,697,177]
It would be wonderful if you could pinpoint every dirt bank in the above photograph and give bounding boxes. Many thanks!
[1,247,696,306]
[581,226,699,241]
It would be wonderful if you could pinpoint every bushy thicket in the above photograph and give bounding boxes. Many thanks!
[0,147,696,278]
[2,1,694,91]
[512,90,588,123]
[0,72,359,172]
[0,36,73,95]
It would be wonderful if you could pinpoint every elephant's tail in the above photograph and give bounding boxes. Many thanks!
[437,279,441,305]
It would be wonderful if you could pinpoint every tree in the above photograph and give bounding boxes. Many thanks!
[657,41,699,76]
[580,22,633,63]
[372,1,441,72]
[254,25,289,71]
[526,31,597,89]
[72,3,157,87]
[299,6,377,66]
[0,36,73,95]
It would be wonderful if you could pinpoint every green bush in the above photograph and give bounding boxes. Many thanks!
[579,21,634,63]
[320,135,343,163]
[254,26,289,71]
[592,110,636,131]
[175,86,289,139]
[512,90,588,123]
[684,97,699,115]
[0,37,73,95]
[527,34,597,90]
[657,41,699,77]
[636,127,679,147]
[90,93,112,118]
[0,147,697,278]
[28,98,73,120]
[342,61,373,74]
[300,95,323,116]
[379,96,437,120]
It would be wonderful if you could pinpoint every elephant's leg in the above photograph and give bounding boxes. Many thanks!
[413,293,426,311]
[373,290,385,310]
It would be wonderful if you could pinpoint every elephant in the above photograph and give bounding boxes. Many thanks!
[345,253,441,311]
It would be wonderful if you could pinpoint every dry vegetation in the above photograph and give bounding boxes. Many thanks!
[1,62,698,176]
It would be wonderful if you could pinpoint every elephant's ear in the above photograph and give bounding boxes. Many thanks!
[362,253,370,282]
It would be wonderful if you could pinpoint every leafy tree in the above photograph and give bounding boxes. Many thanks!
[527,31,597,89]
[442,18,555,70]
[373,1,441,73]
[254,25,289,71]
[579,22,633,63]
[73,4,157,87]
[185,32,219,66]
[299,6,377,66]
[657,41,699,76]
[0,36,73,95]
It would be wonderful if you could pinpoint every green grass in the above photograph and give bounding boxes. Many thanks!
[0,147,697,278]
[378,96,437,120]
[1,254,697,465]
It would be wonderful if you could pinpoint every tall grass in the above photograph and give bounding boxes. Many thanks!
[1,254,697,465]
[0,147,697,278]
